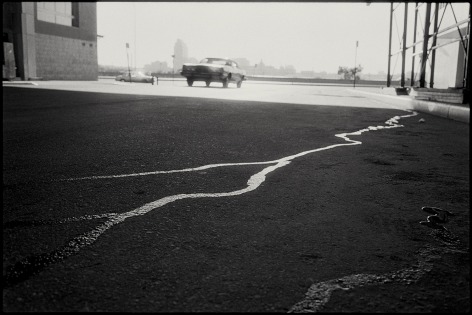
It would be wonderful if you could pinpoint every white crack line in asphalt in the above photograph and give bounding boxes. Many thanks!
[288,245,438,313]
[56,110,418,248]
[62,112,414,182]
[5,110,419,288]
[288,228,468,313]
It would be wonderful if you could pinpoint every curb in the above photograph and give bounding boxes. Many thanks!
[413,99,470,124]
[3,81,38,86]
[350,89,469,124]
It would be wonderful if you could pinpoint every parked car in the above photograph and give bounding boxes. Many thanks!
[115,71,153,83]
[180,58,246,88]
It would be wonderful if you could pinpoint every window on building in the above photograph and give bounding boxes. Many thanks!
[37,2,79,27]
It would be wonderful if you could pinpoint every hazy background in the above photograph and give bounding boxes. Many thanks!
[97,2,394,74]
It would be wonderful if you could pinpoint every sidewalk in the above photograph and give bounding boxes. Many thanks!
[351,87,469,124]
[3,79,469,124]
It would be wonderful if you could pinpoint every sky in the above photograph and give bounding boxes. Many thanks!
[97,2,403,74]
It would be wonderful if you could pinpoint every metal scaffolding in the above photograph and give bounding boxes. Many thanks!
[386,2,471,101]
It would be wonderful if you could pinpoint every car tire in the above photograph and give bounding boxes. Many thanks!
[222,78,229,88]
[237,80,242,88]
[205,81,211,87]
[187,79,194,87]
[120,79,125,82]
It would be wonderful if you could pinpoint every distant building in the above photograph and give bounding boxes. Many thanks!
[143,60,170,74]
[299,70,315,78]
[232,57,253,74]
[3,2,98,80]
[173,39,188,72]
[233,57,251,68]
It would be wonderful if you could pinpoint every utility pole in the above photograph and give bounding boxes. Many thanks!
[387,2,393,87]
[126,43,131,83]
[134,3,137,71]
[353,41,358,88]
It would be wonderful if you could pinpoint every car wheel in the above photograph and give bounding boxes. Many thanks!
[222,78,229,88]
[187,79,194,87]
[120,79,125,82]
[237,80,242,88]
[205,81,211,87]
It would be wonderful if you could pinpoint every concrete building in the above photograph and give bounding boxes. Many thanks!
[3,2,98,81]
[173,39,188,73]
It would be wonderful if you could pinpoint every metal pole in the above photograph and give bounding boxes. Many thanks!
[429,2,439,88]
[134,3,137,71]
[126,43,131,83]
[411,2,418,86]
[401,2,408,87]
[420,3,431,88]
[465,3,471,103]
[387,2,393,87]
[354,41,358,88]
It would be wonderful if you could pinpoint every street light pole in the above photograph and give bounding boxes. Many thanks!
[126,42,131,83]
[353,41,358,88]
[387,2,393,87]
[134,3,137,72]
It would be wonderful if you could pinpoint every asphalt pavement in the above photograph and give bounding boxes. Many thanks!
[2,82,469,312]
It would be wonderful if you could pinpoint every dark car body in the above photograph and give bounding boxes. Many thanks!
[180,58,246,88]
[115,71,153,83]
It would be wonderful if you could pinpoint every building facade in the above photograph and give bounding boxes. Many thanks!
[3,2,98,80]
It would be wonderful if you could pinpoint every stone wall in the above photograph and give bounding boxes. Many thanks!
[35,33,97,80]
